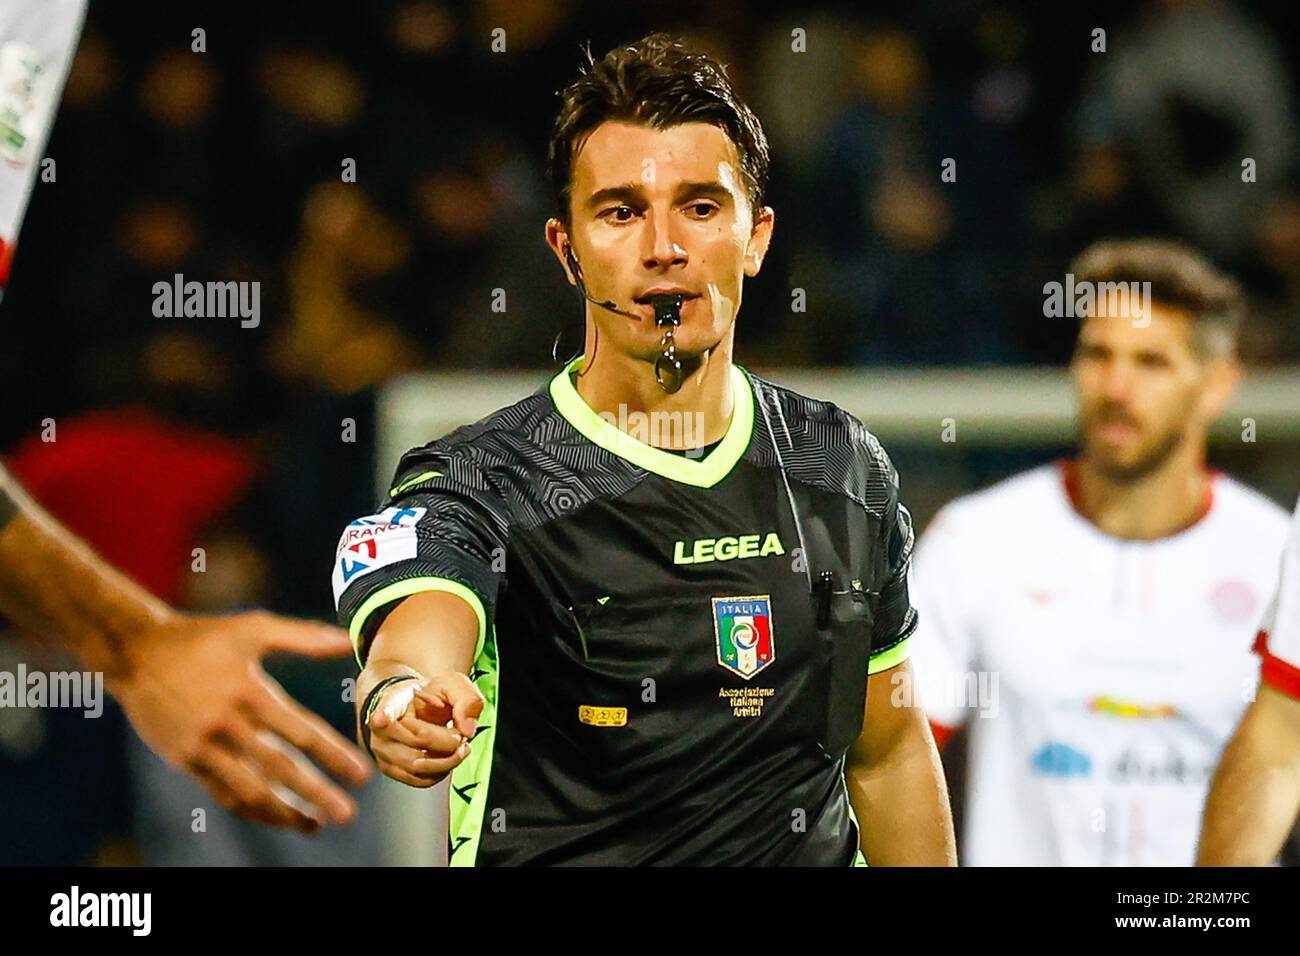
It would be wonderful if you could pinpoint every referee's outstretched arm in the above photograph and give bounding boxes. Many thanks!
[355,590,484,788]
[845,660,958,865]
[0,464,371,831]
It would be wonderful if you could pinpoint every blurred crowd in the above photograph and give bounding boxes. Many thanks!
[0,0,1297,863]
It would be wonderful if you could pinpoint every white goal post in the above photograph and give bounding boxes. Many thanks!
[378,365,1300,490]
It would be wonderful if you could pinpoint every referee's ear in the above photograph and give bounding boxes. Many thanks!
[545,217,578,286]
[744,206,776,278]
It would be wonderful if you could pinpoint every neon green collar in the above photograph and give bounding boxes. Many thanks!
[548,355,754,488]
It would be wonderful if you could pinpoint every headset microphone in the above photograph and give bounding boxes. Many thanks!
[564,243,640,320]
[561,242,688,395]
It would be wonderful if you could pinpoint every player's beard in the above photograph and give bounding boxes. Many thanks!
[1083,415,1188,484]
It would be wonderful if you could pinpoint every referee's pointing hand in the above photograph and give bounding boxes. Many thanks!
[368,673,484,788]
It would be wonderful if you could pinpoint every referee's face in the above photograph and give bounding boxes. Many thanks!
[547,120,775,365]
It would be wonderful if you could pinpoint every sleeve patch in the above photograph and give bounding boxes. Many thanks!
[331,506,428,604]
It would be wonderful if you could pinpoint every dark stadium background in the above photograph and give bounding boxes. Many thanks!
[0,0,1297,864]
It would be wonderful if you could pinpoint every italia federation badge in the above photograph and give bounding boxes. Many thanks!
[713,595,775,679]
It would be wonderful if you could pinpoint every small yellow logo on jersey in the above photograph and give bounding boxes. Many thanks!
[1088,696,1178,720]
[578,705,627,727]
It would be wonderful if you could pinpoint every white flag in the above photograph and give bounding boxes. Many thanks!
[0,0,87,295]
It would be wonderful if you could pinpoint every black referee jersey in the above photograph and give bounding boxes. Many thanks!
[332,356,918,866]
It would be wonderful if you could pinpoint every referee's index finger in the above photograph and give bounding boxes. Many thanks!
[452,691,484,737]
[415,674,483,737]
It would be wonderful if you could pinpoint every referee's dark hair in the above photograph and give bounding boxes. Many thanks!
[1069,238,1246,359]
[547,32,770,229]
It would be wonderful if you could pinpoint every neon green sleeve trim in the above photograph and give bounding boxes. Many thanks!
[389,469,444,497]
[867,635,912,675]
[348,576,487,668]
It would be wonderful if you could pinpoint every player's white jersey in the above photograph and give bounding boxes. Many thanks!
[910,462,1289,866]
[1256,496,1300,700]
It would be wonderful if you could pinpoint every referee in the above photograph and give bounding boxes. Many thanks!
[335,33,955,866]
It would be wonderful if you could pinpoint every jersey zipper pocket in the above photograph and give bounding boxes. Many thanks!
[817,576,875,759]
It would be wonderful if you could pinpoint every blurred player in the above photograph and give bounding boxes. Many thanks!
[1198,496,1300,865]
[910,239,1289,865]
[0,0,368,832]
[334,34,955,865]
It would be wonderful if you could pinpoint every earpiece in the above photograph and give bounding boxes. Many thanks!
[564,242,579,283]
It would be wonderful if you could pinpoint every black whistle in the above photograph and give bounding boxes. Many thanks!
[648,293,684,327]
[649,293,685,393]
[814,570,834,629]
